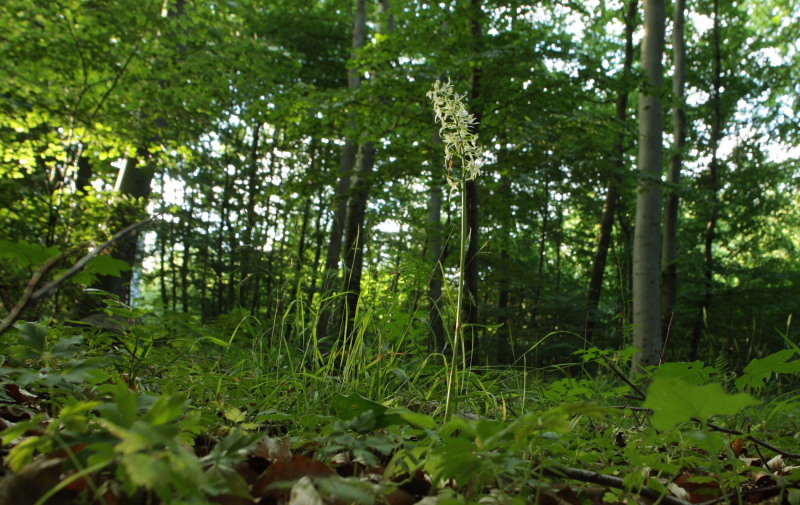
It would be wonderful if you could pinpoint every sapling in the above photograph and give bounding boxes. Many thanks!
[427,79,481,418]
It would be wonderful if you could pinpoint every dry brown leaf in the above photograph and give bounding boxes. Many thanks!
[3,384,37,405]
[289,476,324,505]
[731,438,745,457]
[254,436,293,464]
[0,457,70,505]
[767,455,784,472]
[673,473,722,503]
[252,454,336,500]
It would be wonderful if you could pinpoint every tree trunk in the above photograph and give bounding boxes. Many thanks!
[75,155,92,195]
[496,249,512,364]
[463,0,483,364]
[585,0,637,341]
[240,122,261,310]
[308,192,327,306]
[661,0,687,346]
[180,192,194,313]
[341,141,376,331]
[95,147,154,306]
[690,0,721,361]
[339,0,394,339]
[534,181,550,311]
[632,0,666,374]
[427,170,446,352]
[316,0,369,341]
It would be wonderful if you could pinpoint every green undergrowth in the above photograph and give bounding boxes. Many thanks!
[1,300,799,505]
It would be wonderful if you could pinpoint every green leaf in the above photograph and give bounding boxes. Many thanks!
[73,255,131,284]
[332,394,435,430]
[16,322,47,355]
[122,453,170,489]
[735,350,800,390]
[97,383,139,429]
[384,407,437,430]
[0,239,60,268]
[654,361,720,384]
[224,406,246,424]
[61,357,111,383]
[643,377,759,430]
[144,394,188,426]
[331,393,386,420]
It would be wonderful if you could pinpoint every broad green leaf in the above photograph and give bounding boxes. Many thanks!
[16,322,47,354]
[73,255,131,284]
[60,357,110,383]
[84,254,131,276]
[97,384,139,429]
[51,335,84,357]
[643,377,759,430]
[654,361,720,384]
[122,453,170,489]
[331,393,386,420]
[735,350,800,390]
[144,394,188,426]
[384,407,437,430]
[5,436,43,472]
[332,394,433,430]
[224,406,246,423]
[0,239,60,267]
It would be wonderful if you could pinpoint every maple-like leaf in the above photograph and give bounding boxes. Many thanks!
[735,350,800,390]
[643,377,758,430]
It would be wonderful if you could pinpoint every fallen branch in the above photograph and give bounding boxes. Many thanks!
[693,418,800,460]
[0,253,68,336]
[542,466,693,505]
[0,216,158,336]
[698,484,794,505]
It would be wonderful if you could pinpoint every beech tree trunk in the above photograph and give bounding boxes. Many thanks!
[661,0,687,345]
[632,0,666,374]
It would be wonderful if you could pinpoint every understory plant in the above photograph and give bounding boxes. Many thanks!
[427,79,482,419]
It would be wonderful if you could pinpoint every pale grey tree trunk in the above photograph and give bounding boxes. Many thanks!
[632,0,666,374]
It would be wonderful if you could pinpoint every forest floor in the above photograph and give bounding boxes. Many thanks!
[0,312,799,505]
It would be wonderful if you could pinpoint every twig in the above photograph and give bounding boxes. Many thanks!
[698,484,793,505]
[542,466,693,505]
[0,216,158,336]
[600,352,646,401]
[0,253,67,335]
[694,418,800,459]
[609,406,653,413]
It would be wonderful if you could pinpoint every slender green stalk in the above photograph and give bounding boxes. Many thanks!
[427,79,481,418]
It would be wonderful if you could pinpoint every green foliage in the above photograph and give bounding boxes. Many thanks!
[735,349,800,390]
[0,240,61,268]
[643,377,758,430]
[1,0,800,501]
[72,255,131,285]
